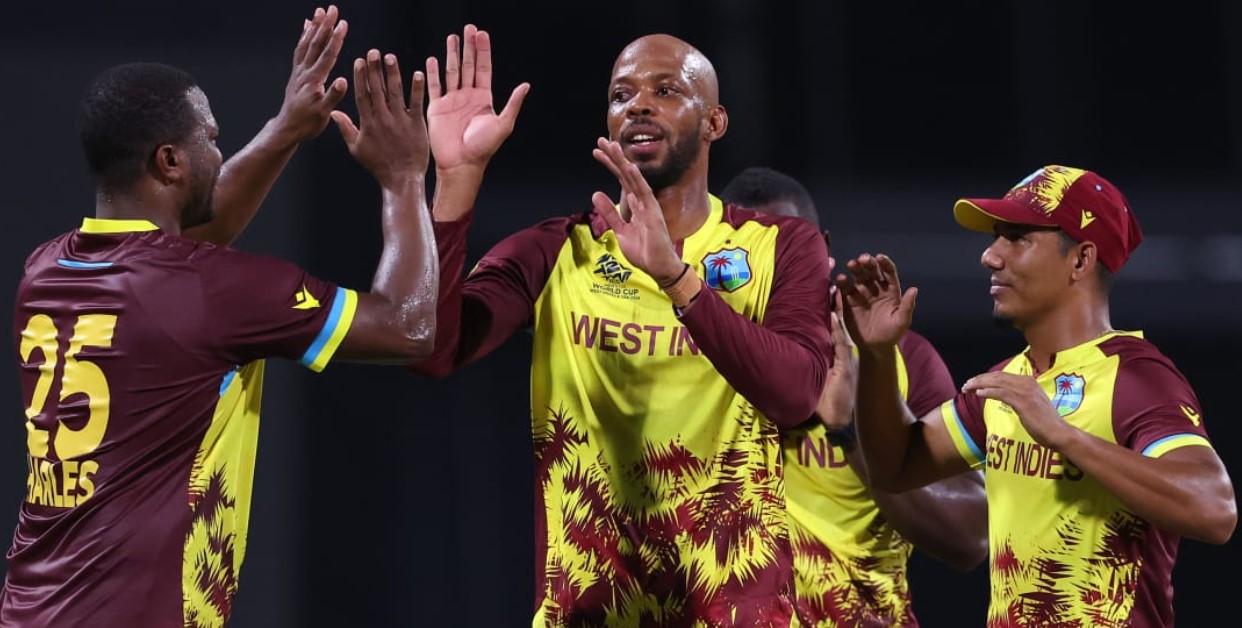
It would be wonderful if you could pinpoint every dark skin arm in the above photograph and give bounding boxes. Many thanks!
[184,5,349,245]
[325,50,437,362]
[819,285,988,572]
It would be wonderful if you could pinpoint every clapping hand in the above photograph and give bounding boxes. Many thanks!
[590,138,685,285]
[836,253,917,349]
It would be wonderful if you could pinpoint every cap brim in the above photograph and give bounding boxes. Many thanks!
[953,198,1058,233]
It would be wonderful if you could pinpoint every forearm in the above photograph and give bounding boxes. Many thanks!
[1056,432,1236,543]
[855,346,922,491]
[680,288,826,427]
[369,175,438,355]
[431,166,486,222]
[866,467,988,571]
[186,118,301,245]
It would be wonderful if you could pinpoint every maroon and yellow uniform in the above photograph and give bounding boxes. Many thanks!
[782,330,955,626]
[941,332,1213,628]
[3,218,355,628]
[417,196,831,626]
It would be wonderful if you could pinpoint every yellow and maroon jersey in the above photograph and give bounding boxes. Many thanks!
[416,196,831,627]
[3,218,355,628]
[782,330,955,627]
[940,331,1212,628]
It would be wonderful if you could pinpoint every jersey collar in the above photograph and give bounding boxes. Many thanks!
[80,217,161,234]
[1027,330,1144,373]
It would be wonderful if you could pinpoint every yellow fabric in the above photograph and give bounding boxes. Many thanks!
[79,217,160,233]
[529,195,795,624]
[182,361,264,628]
[782,347,913,626]
[944,331,1211,626]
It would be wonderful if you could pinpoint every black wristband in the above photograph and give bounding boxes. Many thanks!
[824,419,857,452]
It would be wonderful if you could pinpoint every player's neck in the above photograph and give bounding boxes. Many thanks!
[656,179,712,242]
[94,186,182,235]
[1022,304,1114,373]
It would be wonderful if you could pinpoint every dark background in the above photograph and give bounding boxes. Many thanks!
[3,1,1239,626]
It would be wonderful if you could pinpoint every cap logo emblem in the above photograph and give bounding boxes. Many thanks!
[1080,210,1097,229]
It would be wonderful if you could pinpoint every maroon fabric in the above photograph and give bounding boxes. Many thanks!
[415,205,833,429]
[679,204,831,427]
[3,228,337,628]
[409,213,580,378]
[898,329,956,417]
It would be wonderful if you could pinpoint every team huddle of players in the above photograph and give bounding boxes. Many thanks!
[3,6,1235,628]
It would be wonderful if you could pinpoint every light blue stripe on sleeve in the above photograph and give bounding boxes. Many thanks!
[218,367,239,396]
[1142,433,1212,457]
[300,286,346,367]
[947,402,985,463]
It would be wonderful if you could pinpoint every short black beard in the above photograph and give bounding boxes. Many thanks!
[635,133,700,192]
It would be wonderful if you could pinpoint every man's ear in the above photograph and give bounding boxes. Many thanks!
[150,143,186,185]
[1072,241,1099,279]
[705,104,728,142]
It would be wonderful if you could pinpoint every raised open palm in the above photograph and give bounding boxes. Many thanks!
[426,24,529,172]
[836,253,918,348]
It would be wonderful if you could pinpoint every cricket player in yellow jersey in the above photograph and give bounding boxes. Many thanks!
[837,165,1237,627]
[411,27,831,626]
[722,166,987,626]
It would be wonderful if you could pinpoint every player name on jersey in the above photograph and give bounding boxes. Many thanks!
[26,455,99,507]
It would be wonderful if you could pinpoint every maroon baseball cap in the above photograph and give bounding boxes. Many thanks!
[953,165,1144,273]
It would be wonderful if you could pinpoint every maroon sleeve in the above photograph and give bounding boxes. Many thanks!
[200,248,338,365]
[1111,351,1211,453]
[409,214,575,378]
[898,329,957,416]
[948,358,1010,452]
[678,217,831,427]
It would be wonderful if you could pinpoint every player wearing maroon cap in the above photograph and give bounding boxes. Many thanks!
[837,165,1237,627]
[4,7,444,627]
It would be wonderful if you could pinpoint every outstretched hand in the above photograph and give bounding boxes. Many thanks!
[426,24,530,174]
[331,50,429,188]
[274,5,350,142]
[835,253,917,348]
[590,138,685,284]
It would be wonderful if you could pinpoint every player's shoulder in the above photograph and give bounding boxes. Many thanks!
[500,210,591,241]
[721,201,818,236]
[1099,331,1172,362]
[1101,332,1190,386]
[898,328,932,352]
[897,327,944,360]
[23,231,74,271]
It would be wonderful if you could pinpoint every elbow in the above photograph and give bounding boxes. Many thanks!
[410,322,437,361]
[1198,498,1237,545]
[388,316,436,363]
[403,321,437,362]
[763,389,821,429]
[956,538,990,572]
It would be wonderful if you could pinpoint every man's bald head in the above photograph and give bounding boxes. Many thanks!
[612,34,719,105]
